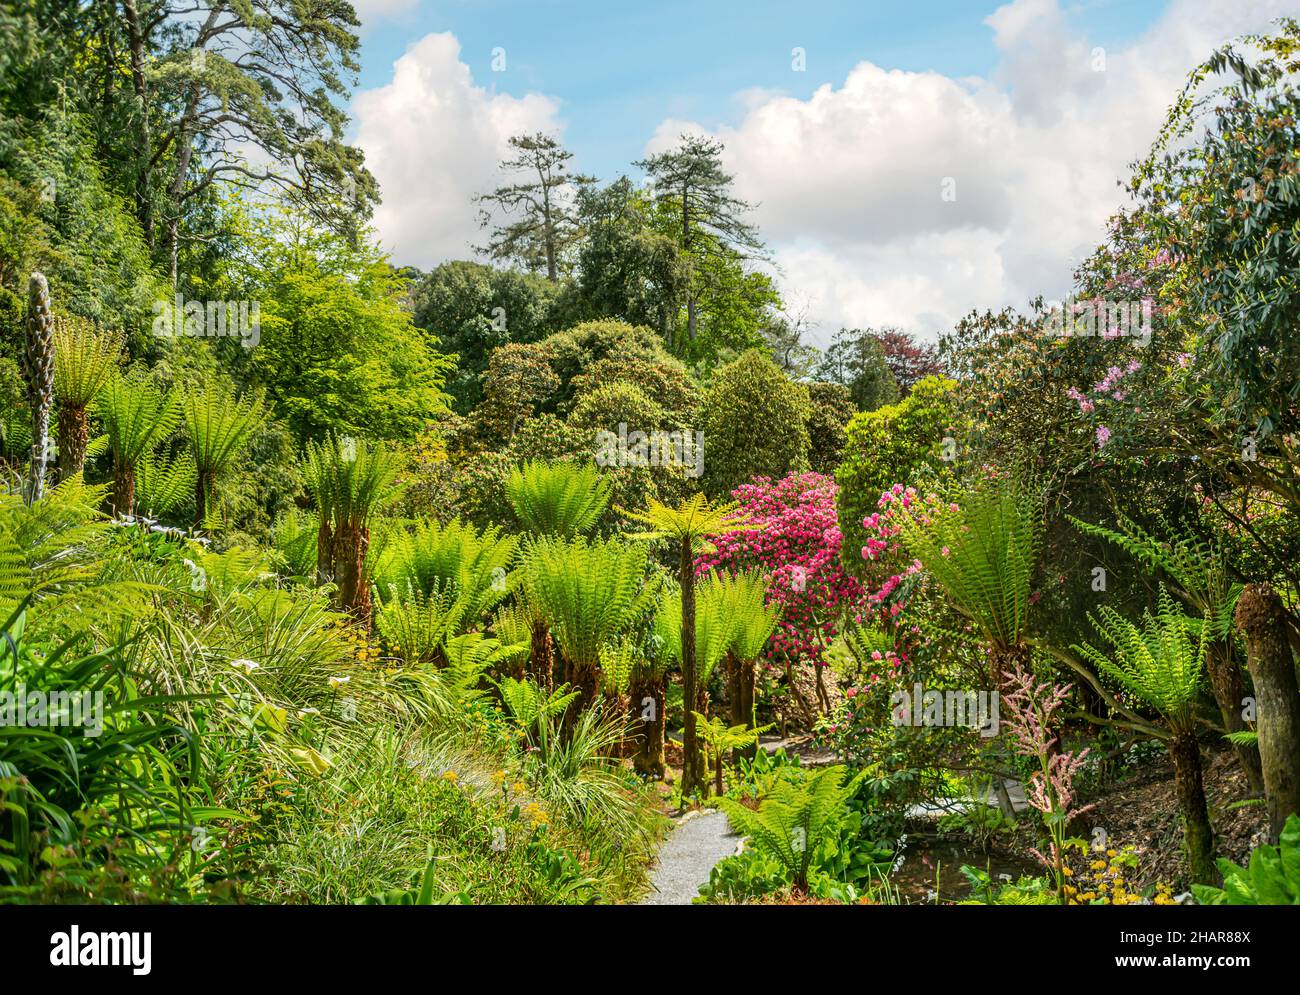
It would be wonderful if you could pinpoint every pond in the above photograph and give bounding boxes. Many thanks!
[888,836,1041,904]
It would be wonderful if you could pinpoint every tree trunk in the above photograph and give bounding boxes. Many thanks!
[528,621,554,690]
[56,404,88,481]
[630,673,665,778]
[121,0,154,248]
[335,521,371,625]
[728,652,758,762]
[112,459,135,518]
[1169,729,1218,886]
[565,658,602,718]
[194,470,212,528]
[1205,638,1265,795]
[1235,584,1300,843]
[680,540,705,797]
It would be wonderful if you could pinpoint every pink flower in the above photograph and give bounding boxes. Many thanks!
[1095,425,1111,448]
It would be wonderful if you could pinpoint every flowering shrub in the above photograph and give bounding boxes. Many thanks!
[698,472,860,665]
[857,483,954,617]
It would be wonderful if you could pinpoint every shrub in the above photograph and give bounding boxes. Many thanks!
[835,375,959,578]
[805,381,856,474]
[699,349,810,499]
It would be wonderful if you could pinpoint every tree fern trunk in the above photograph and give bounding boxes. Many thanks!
[528,621,554,690]
[315,514,334,587]
[630,672,665,778]
[336,521,372,625]
[1170,729,1218,885]
[112,459,135,518]
[56,404,88,481]
[1236,583,1300,843]
[680,539,705,797]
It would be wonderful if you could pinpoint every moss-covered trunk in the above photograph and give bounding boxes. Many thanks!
[728,653,757,762]
[1169,729,1218,886]
[1205,638,1264,795]
[679,540,706,797]
[1235,584,1300,843]
[335,520,372,625]
[630,672,665,778]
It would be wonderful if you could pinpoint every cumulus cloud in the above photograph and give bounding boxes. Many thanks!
[352,32,563,269]
[649,0,1292,345]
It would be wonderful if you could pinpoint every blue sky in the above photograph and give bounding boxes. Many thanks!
[348,0,1287,344]
[355,0,1168,183]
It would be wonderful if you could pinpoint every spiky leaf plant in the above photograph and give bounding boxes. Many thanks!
[894,475,1042,686]
[51,315,122,481]
[522,535,658,718]
[506,459,612,538]
[183,378,266,527]
[714,765,866,892]
[373,518,518,627]
[719,569,779,743]
[97,370,180,517]
[1068,513,1260,791]
[373,582,472,666]
[21,273,54,503]
[620,493,756,795]
[303,435,404,622]
[1073,589,1217,884]
[692,712,774,795]
[135,450,197,519]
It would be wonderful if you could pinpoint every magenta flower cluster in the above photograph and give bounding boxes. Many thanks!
[697,472,861,665]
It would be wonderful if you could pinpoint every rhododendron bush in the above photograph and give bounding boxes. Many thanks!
[698,472,860,665]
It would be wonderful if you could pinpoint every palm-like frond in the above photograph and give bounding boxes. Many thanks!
[719,569,779,661]
[523,536,657,671]
[183,378,266,482]
[303,434,405,530]
[52,315,122,408]
[714,765,866,887]
[135,450,197,518]
[653,572,737,682]
[1072,588,1207,734]
[619,492,756,553]
[896,476,1042,649]
[1067,514,1240,640]
[374,582,473,664]
[374,518,518,627]
[97,370,179,467]
[506,459,612,538]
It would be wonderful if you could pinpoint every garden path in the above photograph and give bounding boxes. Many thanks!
[638,810,740,905]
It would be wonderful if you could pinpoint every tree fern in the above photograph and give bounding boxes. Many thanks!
[182,378,266,526]
[506,459,612,538]
[51,314,122,480]
[895,475,1041,671]
[714,765,866,891]
[135,450,197,519]
[97,370,179,516]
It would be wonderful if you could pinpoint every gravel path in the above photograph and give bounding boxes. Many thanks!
[638,810,740,905]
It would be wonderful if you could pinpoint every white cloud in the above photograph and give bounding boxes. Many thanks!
[648,0,1292,345]
[352,32,563,269]
[351,0,421,28]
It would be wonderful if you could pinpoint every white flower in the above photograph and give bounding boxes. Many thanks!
[328,675,350,687]
[297,707,321,718]
[231,659,260,673]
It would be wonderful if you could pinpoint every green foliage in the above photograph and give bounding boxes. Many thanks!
[0,606,229,900]
[506,459,612,538]
[1073,588,1207,733]
[1193,814,1300,905]
[805,381,857,475]
[896,475,1043,650]
[712,764,867,891]
[835,374,959,577]
[375,517,518,625]
[699,349,811,499]
[413,262,564,412]
[817,328,900,412]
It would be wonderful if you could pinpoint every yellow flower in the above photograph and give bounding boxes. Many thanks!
[1091,860,1107,871]
[491,770,506,787]
[511,781,527,794]
[1106,849,1117,858]
[442,770,459,783]
[1062,867,1073,876]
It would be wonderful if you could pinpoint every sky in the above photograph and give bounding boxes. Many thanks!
[346,0,1293,346]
